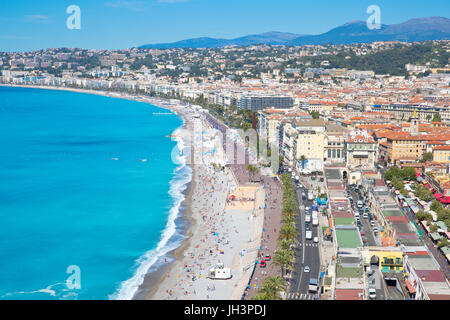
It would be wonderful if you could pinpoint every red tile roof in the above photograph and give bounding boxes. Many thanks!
[335,289,364,300]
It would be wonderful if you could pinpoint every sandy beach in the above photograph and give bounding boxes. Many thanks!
[144,114,265,300]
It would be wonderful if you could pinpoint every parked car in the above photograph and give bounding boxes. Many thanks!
[369,288,377,299]
[370,220,375,227]
[265,254,271,261]
[260,260,266,268]
[363,213,368,219]
[373,227,379,233]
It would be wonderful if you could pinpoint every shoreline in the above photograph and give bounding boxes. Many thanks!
[0,84,199,300]
[1,84,263,301]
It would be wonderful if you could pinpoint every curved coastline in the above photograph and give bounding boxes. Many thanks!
[0,84,194,300]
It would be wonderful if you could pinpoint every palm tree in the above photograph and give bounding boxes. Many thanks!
[281,214,296,225]
[278,238,296,251]
[245,164,258,182]
[274,249,295,278]
[252,293,268,300]
[299,155,307,170]
[279,222,298,242]
[254,276,287,300]
[265,276,287,299]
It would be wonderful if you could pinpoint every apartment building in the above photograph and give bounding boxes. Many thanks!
[239,95,294,111]
[433,145,450,164]
[293,119,326,173]
[345,130,377,170]
[258,107,311,148]
[325,124,347,164]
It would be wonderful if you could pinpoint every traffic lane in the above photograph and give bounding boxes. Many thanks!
[361,216,377,246]
[293,186,320,294]
[291,186,308,295]
[289,194,304,295]
[349,186,376,247]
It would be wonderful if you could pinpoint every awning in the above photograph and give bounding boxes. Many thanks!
[424,183,431,188]
[405,279,416,294]
[329,218,333,229]
[439,196,450,204]
[326,228,331,236]
[434,193,443,199]
[430,232,442,241]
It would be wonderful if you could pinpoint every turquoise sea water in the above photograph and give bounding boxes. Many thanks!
[0,86,189,299]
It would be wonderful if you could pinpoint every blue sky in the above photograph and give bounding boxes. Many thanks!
[0,0,448,51]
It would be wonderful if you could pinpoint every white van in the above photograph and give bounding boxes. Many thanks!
[312,211,319,226]
[305,213,311,223]
[369,288,377,299]
[305,230,312,240]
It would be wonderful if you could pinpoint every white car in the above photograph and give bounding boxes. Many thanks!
[313,236,319,243]
[304,266,310,273]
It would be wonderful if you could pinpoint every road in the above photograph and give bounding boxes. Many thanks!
[347,183,377,247]
[286,179,321,300]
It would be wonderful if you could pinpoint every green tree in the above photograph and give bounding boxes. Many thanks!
[384,167,402,181]
[430,224,439,233]
[402,167,417,181]
[299,155,307,170]
[279,222,298,242]
[432,113,442,122]
[278,238,295,251]
[273,249,295,277]
[437,238,450,248]
[416,210,432,222]
[309,111,320,119]
[431,200,443,213]
[246,164,258,182]
[420,152,432,163]
[255,276,287,300]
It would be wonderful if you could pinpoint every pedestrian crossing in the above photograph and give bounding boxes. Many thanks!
[298,243,319,247]
[287,292,317,300]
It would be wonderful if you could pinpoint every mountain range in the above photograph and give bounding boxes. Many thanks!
[139,16,450,49]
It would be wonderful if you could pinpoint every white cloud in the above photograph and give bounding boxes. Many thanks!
[104,1,147,11]
[25,15,50,23]
[158,0,190,2]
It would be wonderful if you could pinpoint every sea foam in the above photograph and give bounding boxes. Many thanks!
[110,126,192,300]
